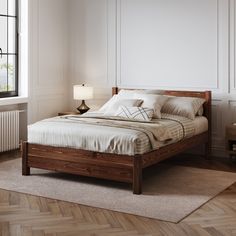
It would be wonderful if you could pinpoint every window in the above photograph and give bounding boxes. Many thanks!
[0,0,18,98]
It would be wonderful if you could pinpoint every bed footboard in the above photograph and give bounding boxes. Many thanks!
[21,142,143,194]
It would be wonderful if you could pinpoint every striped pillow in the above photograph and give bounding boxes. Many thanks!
[133,93,168,118]
[161,96,205,120]
[115,106,154,121]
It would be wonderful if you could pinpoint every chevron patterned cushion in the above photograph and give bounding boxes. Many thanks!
[115,106,154,121]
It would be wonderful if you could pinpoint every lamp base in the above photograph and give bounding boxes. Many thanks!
[77,100,90,114]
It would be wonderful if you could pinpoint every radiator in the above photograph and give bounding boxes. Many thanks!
[0,111,20,152]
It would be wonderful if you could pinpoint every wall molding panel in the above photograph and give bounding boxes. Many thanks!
[28,0,69,124]
[115,0,229,93]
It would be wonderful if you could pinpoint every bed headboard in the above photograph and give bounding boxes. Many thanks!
[112,87,211,139]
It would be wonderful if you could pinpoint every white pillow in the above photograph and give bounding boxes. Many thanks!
[161,96,205,120]
[104,99,143,116]
[118,89,138,98]
[99,95,119,112]
[133,94,168,118]
[115,106,154,121]
[99,93,143,112]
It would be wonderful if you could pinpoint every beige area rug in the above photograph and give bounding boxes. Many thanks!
[0,158,236,223]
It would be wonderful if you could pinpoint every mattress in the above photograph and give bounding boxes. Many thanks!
[28,113,208,156]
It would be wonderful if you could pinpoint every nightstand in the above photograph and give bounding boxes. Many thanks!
[225,124,236,161]
[58,111,80,116]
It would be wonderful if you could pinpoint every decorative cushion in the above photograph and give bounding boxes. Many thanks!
[133,94,168,119]
[99,95,119,112]
[161,96,205,120]
[104,99,143,116]
[115,106,154,121]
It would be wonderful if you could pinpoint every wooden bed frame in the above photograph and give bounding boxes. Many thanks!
[22,87,211,194]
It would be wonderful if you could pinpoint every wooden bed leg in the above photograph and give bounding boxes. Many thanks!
[133,155,142,194]
[204,142,211,160]
[22,141,30,176]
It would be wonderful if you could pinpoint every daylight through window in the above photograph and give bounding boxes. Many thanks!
[0,0,18,98]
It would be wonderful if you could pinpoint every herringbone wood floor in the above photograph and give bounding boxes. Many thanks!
[0,151,236,236]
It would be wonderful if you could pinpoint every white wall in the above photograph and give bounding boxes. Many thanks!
[69,0,113,110]
[68,0,236,157]
[118,0,223,89]
[28,0,70,124]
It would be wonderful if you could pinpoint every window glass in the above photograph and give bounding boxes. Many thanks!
[0,16,7,53]
[8,0,16,16]
[7,55,16,91]
[0,0,18,97]
[0,56,8,92]
[0,0,7,15]
[8,17,16,53]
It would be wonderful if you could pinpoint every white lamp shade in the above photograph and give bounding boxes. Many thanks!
[73,85,94,100]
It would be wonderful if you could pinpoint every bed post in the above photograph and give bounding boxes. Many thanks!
[22,141,30,175]
[112,87,118,96]
[133,155,142,194]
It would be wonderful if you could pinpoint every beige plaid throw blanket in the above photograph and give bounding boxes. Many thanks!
[61,114,195,150]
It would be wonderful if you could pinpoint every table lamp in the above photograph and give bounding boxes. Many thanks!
[73,84,94,114]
